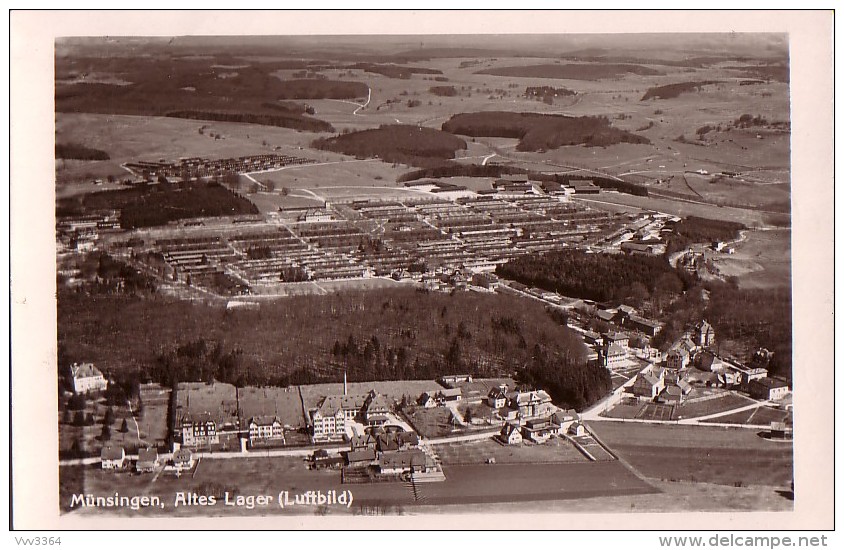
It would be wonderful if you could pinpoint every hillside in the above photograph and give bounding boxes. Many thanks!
[441,112,649,151]
[312,124,468,166]
[54,57,359,131]
[58,288,608,410]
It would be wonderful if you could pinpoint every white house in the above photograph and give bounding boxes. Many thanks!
[71,363,108,394]
[500,423,523,445]
[100,445,126,470]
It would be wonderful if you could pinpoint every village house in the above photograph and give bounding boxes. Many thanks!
[601,342,628,369]
[378,450,428,475]
[362,392,393,426]
[70,362,108,394]
[551,409,580,432]
[694,320,716,347]
[506,389,554,419]
[100,445,126,470]
[180,413,222,448]
[345,448,377,468]
[659,379,692,403]
[487,385,509,408]
[632,366,667,399]
[521,418,559,443]
[247,415,285,445]
[748,377,790,401]
[173,448,194,470]
[500,423,523,445]
[135,448,159,473]
[666,348,690,371]
[417,392,437,408]
[603,331,630,351]
[349,432,378,451]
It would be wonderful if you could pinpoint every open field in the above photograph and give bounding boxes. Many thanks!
[574,193,785,228]
[590,421,792,487]
[674,391,758,419]
[404,406,457,439]
[137,384,171,447]
[55,113,325,184]
[701,406,792,427]
[436,436,588,465]
[414,479,792,514]
[710,228,791,289]
[237,386,308,429]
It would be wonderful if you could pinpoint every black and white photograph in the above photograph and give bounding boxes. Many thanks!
[8,9,835,534]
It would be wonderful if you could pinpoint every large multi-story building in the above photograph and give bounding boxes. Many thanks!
[70,363,108,394]
[310,390,394,440]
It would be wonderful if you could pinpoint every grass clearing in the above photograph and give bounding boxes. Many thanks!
[590,421,792,487]
[436,436,588,465]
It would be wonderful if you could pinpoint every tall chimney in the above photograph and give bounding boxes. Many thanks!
[344,370,348,396]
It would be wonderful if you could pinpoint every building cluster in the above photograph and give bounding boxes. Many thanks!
[124,154,315,180]
[174,383,303,452]
[498,409,582,445]
[485,384,556,423]
[128,193,625,295]
[56,211,121,253]
[310,389,395,442]
[100,444,195,473]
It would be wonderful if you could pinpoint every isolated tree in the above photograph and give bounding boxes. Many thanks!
[464,408,474,424]
[104,407,115,425]
[73,411,86,427]
[120,418,129,433]
[101,424,111,441]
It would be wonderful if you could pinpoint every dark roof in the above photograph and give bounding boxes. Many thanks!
[173,448,193,462]
[751,377,789,390]
[346,449,377,463]
[101,445,124,460]
[137,448,159,463]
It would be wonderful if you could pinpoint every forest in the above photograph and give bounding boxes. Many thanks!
[55,55,363,130]
[476,63,664,80]
[57,181,258,229]
[497,249,687,306]
[165,110,333,133]
[312,124,468,167]
[57,288,608,411]
[429,85,459,96]
[441,112,650,151]
[663,216,746,255]
[640,81,720,101]
[55,142,110,161]
[351,62,442,79]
